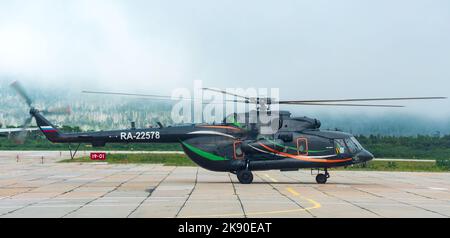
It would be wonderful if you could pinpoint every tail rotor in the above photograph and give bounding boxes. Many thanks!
[10,81,71,144]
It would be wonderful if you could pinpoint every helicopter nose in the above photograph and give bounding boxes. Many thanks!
[354,150,374,163]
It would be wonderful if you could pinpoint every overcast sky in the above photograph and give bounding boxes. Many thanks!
[0,0,449,117]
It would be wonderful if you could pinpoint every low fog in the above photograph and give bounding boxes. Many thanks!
[1,0,449,126]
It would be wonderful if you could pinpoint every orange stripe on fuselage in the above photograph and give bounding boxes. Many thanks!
[258,143,352,163]
[198,125,241,131]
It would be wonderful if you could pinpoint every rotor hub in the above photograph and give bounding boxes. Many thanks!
[29,108,39,115]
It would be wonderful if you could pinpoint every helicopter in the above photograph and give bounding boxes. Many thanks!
[9,81,447,184]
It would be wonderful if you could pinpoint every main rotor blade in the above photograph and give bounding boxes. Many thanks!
[82,91,175,99]
[82,90,234,104]
[41,106,72,116]
[202,88,250,100]
[229,99,404,107]
[278,102,405,107]
[83,90,446,107]
[277,97,447,104]
[82,90,202,102]
[10,81,33,107]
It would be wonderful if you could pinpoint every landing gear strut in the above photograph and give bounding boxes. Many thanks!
[69,143,81,160]
[314,168,330,184]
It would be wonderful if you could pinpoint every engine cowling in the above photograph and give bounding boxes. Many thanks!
[281,117,321,131]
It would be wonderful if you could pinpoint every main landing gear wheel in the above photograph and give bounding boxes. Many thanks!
[315,169,330,184]
[237,170,253,184]
[315,174,327,184]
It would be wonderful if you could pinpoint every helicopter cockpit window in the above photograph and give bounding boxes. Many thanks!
[350,137,364,150]
[334,139,347,154]
[345,137,362,154]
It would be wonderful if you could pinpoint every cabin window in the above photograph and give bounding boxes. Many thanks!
[296,138,308,155]
[335,139,347,154]
[233,141,244,160]
[308,137,335,156]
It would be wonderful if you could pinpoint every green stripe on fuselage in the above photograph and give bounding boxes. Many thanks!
[182,142,227,161]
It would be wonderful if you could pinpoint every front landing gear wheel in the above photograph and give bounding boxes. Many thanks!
[316,174,327,184]
[237,170,253,184]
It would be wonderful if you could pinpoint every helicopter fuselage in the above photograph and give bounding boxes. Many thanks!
[32,109,374,175]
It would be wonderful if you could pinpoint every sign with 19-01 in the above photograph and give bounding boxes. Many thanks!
[90,152,106,161]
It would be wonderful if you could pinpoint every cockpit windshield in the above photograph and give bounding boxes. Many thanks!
[335,137,364,155]
[345,137,364,154]
[351,137,364,149]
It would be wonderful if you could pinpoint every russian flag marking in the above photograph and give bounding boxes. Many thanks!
[40,126,57,133]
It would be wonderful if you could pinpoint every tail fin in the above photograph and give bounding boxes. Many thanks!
[31,109,62,142]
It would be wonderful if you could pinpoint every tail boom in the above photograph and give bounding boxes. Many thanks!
[32,109,62,142]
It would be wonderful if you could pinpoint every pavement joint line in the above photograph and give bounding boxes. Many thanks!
[185,173,320,218]
[256,173,316,218]
[282,172,384,218]
[0,164,69,198]
[175,167,199,218]
[27,164,65,181]
[0,164,111,216]
[286,187,321,211]
[404,190,435,200]
[228,173,247,218]
[0,184,42,202]
[2,153,450,218]
[352,187,449,218]
[336,172,450,216]
[126,166,176,218]
[61,165,143,218]
[368,172,447,190]
[314,186,384,218]
[187,202,322,217]
[269,173,320,218]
